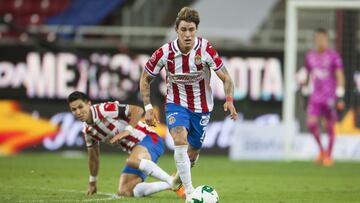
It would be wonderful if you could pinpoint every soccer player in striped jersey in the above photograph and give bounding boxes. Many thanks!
[67,91,175,198]
[303,28,345,166]
[139,7,238,201]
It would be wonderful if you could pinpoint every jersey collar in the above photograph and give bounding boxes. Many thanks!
[89,106,98,124]
[172,37,200,55]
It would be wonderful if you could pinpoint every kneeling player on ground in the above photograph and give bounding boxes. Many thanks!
[68,91,179,197]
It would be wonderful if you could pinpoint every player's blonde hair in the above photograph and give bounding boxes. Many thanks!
[175,7,200,29]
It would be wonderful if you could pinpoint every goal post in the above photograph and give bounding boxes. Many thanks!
[283,0,360,159]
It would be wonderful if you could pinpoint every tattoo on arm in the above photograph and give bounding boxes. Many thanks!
[220,68,234,97]
[140,72,156,105]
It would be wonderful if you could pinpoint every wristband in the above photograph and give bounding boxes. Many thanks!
[336,86,345,98]
[144,104,153,111]
[89,175,97,182]
[124,125,135,135]
[226,96,233,103]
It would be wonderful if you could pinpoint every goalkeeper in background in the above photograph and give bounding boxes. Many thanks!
[302,28,345,166]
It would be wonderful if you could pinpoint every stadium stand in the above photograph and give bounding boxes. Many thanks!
[0,0,359,51]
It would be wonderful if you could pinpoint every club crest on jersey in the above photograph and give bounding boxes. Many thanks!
[195,54,202,65]
[168,116,176,125]
[200,115,210,126]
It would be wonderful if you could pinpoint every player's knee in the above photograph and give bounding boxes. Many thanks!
[126,158,140,169]
[306,115,318,126]
[307,121,313,128]
[306,119,317,129]
[171,127,188,145]
[173,136,188,145]
[118,187,133,197]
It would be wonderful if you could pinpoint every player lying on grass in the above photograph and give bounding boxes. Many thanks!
[67,91,180,197]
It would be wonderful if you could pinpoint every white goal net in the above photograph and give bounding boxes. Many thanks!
[283,0,360,158]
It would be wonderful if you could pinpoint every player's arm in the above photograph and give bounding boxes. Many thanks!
[335,68,345,110]
[215,67,238,120]
[336,68,345,93]
[127,105,144,127]
[139,70,159,126]
[140,70,155,108]
[297,68,312,96]
[87,143,99,195]
[333,50,345,109]
[299,54,312,96]
[110,105,145,144]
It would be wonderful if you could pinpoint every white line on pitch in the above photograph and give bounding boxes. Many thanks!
[4,186,122,202]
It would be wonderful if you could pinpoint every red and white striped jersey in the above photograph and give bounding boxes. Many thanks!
[144,37,224,113]
[82,101,159,154]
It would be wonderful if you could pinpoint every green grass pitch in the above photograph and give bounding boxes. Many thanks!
[1,153,360,203]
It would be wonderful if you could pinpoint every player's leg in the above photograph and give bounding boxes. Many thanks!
[166,103,194,197]
[172,145,200,190]
[118,172,171,197]
[133,181,172,197]
[172,145,200,199]
[188,145,200,167]
[307,115,323,152]
[306,101,325,163]
[119,138,173,197]
[118,173,142,197]
[187,111,210,165]
[175,111,211,199]
[322,104,337,166]
[126,137,173,185]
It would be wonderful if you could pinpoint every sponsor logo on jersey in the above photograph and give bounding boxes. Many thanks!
[169,72,205,85]
[200,115,210,126]
[313,69,329,79]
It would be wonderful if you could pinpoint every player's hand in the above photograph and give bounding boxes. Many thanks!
[336,99,345,111]
[87,182,97,195]
[110,131,130,144]
[144,109,159,127]
[300,85,311,97]
[224,101,238,121]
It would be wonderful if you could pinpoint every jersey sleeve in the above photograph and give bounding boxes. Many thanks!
[116,102,129,120]
[333,51,343,70]
[96,102,129,120]
[82,126,98,148]
[204,41,224,72]
[144,46,165,77]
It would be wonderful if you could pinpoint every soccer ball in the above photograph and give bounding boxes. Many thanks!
[186,185,219,203]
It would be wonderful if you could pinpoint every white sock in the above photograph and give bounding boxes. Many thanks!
[174,145,194,195]
[138,159,173,185]
[133,181,171,197]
